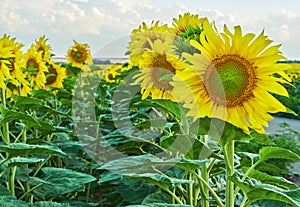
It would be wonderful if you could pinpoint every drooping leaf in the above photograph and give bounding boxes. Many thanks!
[0,196,29,207]
[250,132,276,145]
[33,202,71,207]
[29,167,97,199]
[244,168,298,189]
[127,204,193,207]
[0,105,40,128]
[0,143,65,159]
[151,99,183,119]
[259,146,300,162]
[5,157,45,168]
[160,134,221,160]
[231,174,300,207]
[142,192,172,204]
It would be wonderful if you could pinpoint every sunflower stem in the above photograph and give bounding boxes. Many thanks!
[224,140,235,207]
[199,135,210,207]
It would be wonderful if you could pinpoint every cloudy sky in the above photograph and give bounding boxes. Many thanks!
[1,0,300,59]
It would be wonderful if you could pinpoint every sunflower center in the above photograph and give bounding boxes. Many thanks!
[150,54,175,91]
[70,49,86,63]
[204,54,256,107]
[26,58,39,73]
[45,63,58,85]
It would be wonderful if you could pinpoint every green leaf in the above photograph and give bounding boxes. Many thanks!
[12,95,44,108]
[231,174,300,207]
[99,154,207,175]
[142,192,172,204]
[5,157,45,168]
[0,185,10,196]
[151,99,182,119]
[0,196,29,207]
[33,202,71,207]
[0,105,40,128]
[29,167,97,199]
[245,168,298,189]
[259,146,300,162]
[0,143,65,159]
[250,132,276,145]
[160,135,221,160]
[127,204,193,207]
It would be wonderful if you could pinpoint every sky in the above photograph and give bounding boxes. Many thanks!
[1,0,300,60]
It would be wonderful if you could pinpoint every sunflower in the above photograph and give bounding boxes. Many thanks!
[104,65,121,83]
[23,46,48,89]
[172,18,290,134]
[127,21,174,66]
[67,40,93,68]
[171,12,205,35]
[44,60,67,90]
[34,35,52,60]
[133,38,189,101]
[0,35,15,89]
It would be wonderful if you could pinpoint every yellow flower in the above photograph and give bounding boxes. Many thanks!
[23,46,48,89]
[173,18,290,134]
[133,38,189,101]
[34,35,52,60]
[67,40,93,68]
[127,21,174,66]
[0,35,15,89]
[44,60,67,90]
[171,12,205,35]
[104,65,121,83]
[1,35,29,88]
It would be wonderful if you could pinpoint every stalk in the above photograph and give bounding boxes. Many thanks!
[224,141,235,207]
[1,89,16,196]
[200,135,209,207]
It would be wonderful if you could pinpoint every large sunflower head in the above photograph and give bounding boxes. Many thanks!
[173,18,291,134]
[127,21,174,66]
[133,38,189,101]
[23,45,48,89]
[44,60,67,90]
[34,35,52,60]
[67,40,93,68]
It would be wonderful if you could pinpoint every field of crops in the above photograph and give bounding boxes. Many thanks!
[1,12,300,207]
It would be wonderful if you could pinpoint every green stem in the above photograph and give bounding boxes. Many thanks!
[200,136,209,207]
[19,183,43,200]
[1,89,16,196]
[224,141,235,207]
[165,188,183,204]
[188,173,194,205]
[191,171,225,207]
[233,160,261,199]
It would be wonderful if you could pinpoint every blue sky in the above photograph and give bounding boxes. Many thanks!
[1,0,300,59]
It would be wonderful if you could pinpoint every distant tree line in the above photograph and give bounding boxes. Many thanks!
[277,60,300,63]
[93,58,111,64]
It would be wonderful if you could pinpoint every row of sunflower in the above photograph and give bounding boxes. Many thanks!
[0,35,96,100]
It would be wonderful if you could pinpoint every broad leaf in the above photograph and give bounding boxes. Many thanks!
[0,196,29,207]
[0,143,65,159]
[245,168,297,189]
[127,204,193,207]
[0,105,40,128]
[259,146,300,162]
[29,167,97,199]
[33,202,71,207]
[142,192,171,204]
[5,157,45,168]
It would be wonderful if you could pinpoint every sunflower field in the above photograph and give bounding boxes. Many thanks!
[1,12,300,207]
